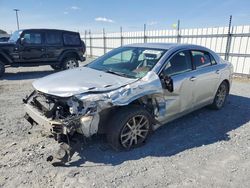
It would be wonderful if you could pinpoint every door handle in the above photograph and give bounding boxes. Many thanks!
[215,70,220,74]
[41,48,45,52]
[190,76,197,81]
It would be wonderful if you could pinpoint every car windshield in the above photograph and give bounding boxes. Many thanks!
[8,30,22,42]
[87,47,166,78]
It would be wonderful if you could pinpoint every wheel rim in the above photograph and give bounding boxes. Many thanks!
[66,59,77,69]
[216,84,227,108]
[120,115,150,149]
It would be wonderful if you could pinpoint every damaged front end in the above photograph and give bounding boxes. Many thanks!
[23,71,166,165]
[23,90,102,164]
[24,90,102,135]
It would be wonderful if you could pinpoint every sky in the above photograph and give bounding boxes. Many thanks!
[0,0,250,34]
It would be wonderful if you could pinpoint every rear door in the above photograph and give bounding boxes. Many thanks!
[159,50,195,122]
[190,50,220,107]
[45,31,63,62]
[19,31,46,62]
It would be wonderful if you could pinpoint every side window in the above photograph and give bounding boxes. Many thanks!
[104,50,133,65]
[163,51,192,76]
[63,33,80,45]
[191,51,212,68]
[23,32,42,44]
[46,32,61,45]
[210,54,217,65]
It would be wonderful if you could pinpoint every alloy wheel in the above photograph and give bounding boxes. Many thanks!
[120,115,150,149]
[66,59,77,69]
[215,84,227,108]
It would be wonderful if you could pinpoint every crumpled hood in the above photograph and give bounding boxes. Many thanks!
[33,67,137,97]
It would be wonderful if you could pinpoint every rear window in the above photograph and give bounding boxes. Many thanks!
[63,33,80,45]
[46,32,61,45]
[191,51,211,69]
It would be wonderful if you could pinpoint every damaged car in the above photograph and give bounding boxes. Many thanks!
[23,43,233,163]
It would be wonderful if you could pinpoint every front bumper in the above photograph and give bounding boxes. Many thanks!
[24,104,78,165]
[24,104,66,134]
[80,55,86,62]
[24,103,99,137]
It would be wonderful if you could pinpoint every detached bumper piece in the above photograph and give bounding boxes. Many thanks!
[24,103,76,166]
[46,142,74,166]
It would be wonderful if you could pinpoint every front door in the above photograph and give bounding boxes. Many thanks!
[19,31,46,62]
[159,50,195,123]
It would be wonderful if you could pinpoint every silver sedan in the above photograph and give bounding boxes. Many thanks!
[24,43,233,163]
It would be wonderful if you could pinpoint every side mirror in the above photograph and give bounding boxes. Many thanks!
[20,37,26,45]
[160,73,174,92]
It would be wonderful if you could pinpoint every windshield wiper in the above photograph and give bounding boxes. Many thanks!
[105,69,135,78]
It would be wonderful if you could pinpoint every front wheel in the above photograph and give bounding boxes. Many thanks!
[0,61,5,77]
[107,106,152,151]
[210,81,229,110]
[61,58,79,70]
[50,64,61,70]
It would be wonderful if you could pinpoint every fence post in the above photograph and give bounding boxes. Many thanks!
[89,30,92,57]
[225,15,233,61]
[177,19,181,43]
[84,30,87,57]
[143,24,147,43]
[103,28,106,54]
[120,26,123,46]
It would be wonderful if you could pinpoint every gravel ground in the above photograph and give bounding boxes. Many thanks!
[0,60,250,188]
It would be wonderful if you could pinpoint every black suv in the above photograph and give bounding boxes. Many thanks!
[0,29,86,77]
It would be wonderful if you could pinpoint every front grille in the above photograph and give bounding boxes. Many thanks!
[35,95,55,111]
[30,94,58,118]
[30,92,70,119]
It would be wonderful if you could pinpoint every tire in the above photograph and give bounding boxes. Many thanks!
[50,65,61,70]
[210,81,229,110]
[61,57,79,70]
[0,61,5,77]
[107,106,152,151]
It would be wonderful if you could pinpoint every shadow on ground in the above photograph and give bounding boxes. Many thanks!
[2,61,90,81]
[2,70,56,80]
[67,94,250,167]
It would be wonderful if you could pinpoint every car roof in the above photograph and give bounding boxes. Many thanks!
[125,43,221,64]
[125,43,211,51]
[17,29,79,34]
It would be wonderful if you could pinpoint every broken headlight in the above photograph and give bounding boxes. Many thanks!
[67,96,98,116]
[67,96,85,115]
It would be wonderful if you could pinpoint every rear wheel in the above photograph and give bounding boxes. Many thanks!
[61,57,79,70]
[0,61,5,77]
[210,81,229,110]
[107,106,152,151]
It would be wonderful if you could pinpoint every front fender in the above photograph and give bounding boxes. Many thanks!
[107,72,164,106]
[0,51,13,64]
